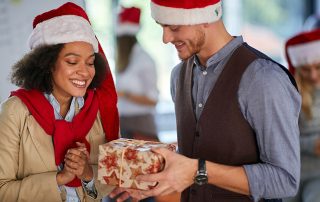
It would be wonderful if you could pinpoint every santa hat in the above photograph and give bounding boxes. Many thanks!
[29,2,119,141]
[150,0,222,25]
[28,3,98,52]
[285,28,320,74]
[116,6,141,36]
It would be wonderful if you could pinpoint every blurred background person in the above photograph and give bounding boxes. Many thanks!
[285,29,320,202]
[115,6,159,143]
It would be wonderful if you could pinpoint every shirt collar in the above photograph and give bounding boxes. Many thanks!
[44,93,84,121]
[194,36,244,68]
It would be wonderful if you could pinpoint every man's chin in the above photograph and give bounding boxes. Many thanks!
[178,53,192,61]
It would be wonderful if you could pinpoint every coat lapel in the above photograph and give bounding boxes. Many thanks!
[28,116,56,170]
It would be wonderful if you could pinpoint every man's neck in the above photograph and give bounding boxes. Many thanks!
[197,22,233,66]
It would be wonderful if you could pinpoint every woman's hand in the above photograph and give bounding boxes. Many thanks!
[56,167,75,186]
[64,142,93,182]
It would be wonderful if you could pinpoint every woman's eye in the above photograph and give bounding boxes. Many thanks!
[67,61,77,65]
[87,60,95,66]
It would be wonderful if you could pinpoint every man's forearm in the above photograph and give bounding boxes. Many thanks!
[206,161,250,195]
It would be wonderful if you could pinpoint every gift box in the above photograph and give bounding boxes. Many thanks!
[98,138,176,190]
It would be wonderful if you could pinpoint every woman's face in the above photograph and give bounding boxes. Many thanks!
[52,41,95,103]
[299,63,320,87]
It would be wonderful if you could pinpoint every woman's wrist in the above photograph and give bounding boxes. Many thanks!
[56,172,72,186]
[82,166,94,182]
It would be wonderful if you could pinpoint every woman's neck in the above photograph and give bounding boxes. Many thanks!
[59,101,71,118]
[53,93,72,119]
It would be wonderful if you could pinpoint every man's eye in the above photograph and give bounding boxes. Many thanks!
[170,26,179,31]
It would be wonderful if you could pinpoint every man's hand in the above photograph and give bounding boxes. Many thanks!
[135,147,197,196]
[109,148,197,201]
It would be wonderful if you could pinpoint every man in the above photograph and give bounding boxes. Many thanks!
[110,0,301,201]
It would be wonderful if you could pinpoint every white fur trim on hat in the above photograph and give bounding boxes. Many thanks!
[287,40,320,67]
[151,1,222,25]
[28,15,99,52]
[116,23,140,36]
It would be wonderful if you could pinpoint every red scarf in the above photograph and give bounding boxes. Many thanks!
[11,89,113,187]
[96,44,119,144]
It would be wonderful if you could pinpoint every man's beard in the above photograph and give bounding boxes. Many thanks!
[178,29,205,61]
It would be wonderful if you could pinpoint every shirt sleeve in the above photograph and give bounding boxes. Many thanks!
[239,59,301,200]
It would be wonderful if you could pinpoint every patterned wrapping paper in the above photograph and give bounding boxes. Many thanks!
[98,138,176,190]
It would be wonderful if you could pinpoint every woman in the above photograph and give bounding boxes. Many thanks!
[115,7,159,142]
[0,2,119,202]
[285,29,320,202]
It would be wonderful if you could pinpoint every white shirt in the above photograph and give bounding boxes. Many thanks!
[116,43,159,116]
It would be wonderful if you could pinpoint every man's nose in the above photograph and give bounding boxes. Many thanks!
[162,27,173,44]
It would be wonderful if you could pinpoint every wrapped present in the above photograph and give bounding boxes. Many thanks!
[98,138,176,190]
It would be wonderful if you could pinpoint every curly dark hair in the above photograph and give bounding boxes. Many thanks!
[11,44,107,93]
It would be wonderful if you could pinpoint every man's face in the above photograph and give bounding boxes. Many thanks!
[160,24,205,60]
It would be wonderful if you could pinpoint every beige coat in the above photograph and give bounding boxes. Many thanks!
[0,96,115,202]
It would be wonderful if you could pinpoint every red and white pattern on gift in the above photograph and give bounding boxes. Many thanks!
[98,138,176,190]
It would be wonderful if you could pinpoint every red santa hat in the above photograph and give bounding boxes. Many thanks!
[29,2,119,141]
[28,3,99,52]
[150,0,222,25]
[285,28,320,74]
[116,6,141,36]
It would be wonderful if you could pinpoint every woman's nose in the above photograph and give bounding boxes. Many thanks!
[77,63,90,76]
